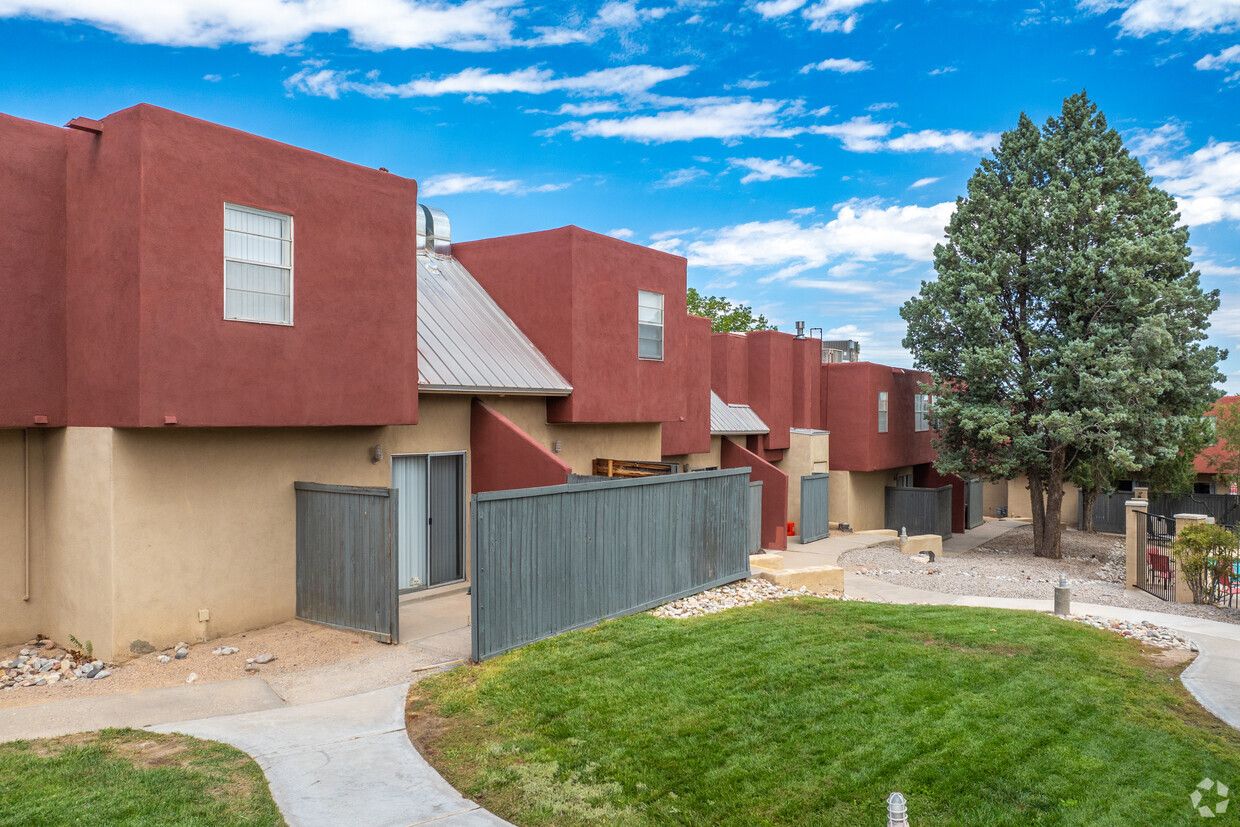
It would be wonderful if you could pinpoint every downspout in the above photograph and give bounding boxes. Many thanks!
[23,429,30,601]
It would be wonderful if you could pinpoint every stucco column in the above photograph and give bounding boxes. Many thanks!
[1172,513,1208,604]
[1124,499,1148,589]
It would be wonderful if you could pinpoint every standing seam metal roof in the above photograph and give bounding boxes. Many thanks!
[710,391,769,435]
[417,254,573,395]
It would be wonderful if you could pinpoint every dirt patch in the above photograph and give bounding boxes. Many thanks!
[0,619,391,711]
[1142,646,1197,670]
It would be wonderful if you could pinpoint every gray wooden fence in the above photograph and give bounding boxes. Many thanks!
[470,468,751,661]
[800,473,831,543]
[885,485,954,539]
[965,478,984,530]
[748,481,763,552]
[294,482,398,643]
[1081,491,1240,533]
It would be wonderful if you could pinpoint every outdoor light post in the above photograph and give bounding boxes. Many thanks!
[887,792,909,826]
[1054,573,1071,616]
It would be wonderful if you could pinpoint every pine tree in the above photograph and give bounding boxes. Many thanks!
[901,92,1224,558]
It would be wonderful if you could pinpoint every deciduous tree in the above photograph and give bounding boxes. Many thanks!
[687,288,776,333]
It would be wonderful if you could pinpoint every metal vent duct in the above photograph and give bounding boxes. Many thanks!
[417,204,452,256]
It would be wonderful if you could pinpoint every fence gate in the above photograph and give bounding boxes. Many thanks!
[1135,511,1176,601]
[749,481,763,553]
[800,473,831,543]
[885,485,954,539]
[471,468,751,661]
[965,478,984,530]
[294,482,398,643]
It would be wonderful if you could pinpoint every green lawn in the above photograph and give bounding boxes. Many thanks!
[408,599,1240,826]
[0,728,284,826]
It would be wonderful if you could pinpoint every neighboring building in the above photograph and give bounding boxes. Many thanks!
[1194,395,1239,492]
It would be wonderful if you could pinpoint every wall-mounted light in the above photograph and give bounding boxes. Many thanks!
[371,444,383,463]
[552,440,562,454]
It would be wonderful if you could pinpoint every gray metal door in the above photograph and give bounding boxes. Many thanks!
[429,454,464,586]
[965,478,984,529]
[294,482,398,643]
[748,481,763,552]
[800,473,831,543]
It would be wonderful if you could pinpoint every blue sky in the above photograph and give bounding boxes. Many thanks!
[2,0,1238,389]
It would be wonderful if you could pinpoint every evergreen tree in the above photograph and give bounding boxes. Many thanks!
[901,92,1223,558]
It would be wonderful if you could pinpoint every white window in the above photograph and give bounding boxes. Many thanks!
[878,391,888,433]
[638,290,664,360]
[914,394,930,432]
[224,204,292,325]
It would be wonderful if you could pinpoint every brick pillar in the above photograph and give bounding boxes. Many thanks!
[1172,513,1208,603]
[1124,499,1148,589]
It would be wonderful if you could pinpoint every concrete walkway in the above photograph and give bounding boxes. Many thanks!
[153,684,510,827]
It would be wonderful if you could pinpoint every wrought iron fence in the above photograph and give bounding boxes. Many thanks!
[1213,524,1240,610]
[1136,511,1176,601]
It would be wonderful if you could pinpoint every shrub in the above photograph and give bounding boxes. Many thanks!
[1171,522,1239,604]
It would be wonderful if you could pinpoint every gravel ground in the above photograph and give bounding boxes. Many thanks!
[651,578,853,619]
[0,620,391,711]
[839,525,1240,624]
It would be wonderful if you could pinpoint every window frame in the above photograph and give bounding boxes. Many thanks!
[638,289,664,361]
[878,390,889,433]
[914,394,930,432]
[223,203,294,326]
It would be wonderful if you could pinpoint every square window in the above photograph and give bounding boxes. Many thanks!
[638,290,663,360]
[224,204,292,325]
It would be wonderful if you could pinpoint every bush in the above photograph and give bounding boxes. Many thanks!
[1171,523,1239,604]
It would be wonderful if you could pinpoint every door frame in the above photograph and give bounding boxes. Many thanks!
[391,450,467,594]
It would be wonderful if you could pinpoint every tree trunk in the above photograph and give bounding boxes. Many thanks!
[1029,449,1066,559]
[1081,488,1098,534]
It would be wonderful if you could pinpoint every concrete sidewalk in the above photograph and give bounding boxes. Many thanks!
[847,571,1240,732]
[153,683,510,827]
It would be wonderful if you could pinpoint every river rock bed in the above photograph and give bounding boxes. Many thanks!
[1059,615,1195,649]
[651,578,852,619]
[1,639,111,690]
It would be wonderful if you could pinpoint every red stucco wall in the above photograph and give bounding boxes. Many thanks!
[722,437,788,550]
[790,336,821,430]
[745,331,794,453]
[822,362,935,472]
[710,333,749,405]
[0,114,68,427]
[455,226,691,426]
[14,104,421,428]
[662,314,712,456]
[470,399,571,493]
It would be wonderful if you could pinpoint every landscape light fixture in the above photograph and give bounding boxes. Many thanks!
[887,792,909,826]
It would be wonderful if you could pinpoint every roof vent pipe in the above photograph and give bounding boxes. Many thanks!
[416,204,453,257]
[795,321,806,339]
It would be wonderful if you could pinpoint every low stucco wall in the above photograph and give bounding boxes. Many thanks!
[828,466,913,531]
[1006,474,1080,525]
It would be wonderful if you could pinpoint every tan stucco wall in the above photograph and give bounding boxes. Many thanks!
[663,435,724,473]
[982,479,1008,516]
[777,431,829,529]
[828,466,912,531]
[1006,474,1080,525]
[0,431,40,647]
[483,395,663,476]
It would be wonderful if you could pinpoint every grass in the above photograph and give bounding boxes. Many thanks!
[0,728,284,826]
[407,599,1240,826]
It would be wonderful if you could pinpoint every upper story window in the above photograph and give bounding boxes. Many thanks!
[914,394,930,432]
[224,204,292,325]
[638,290,664,360]
[878,391,889,433]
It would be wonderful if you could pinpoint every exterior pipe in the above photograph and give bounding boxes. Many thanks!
[23,429,30,601]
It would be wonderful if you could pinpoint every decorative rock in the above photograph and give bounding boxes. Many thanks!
[254,653,276,664]
[652,577,853,620]
[93,669,110,680]
[46,673,60,684]
[157,655,172,664]
[174,649,188,660]
[212,646,240,656]
[34,678,46,686]
[41,640,56,650]
[186,672,198,684]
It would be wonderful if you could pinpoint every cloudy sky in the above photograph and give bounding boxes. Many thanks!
[2,0,1238,386]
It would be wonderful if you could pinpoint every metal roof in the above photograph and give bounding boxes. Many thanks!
[710,391,769,435]
[417,254,573,395]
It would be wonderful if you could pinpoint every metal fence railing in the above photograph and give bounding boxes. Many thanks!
[1136,511,1176,601]
[1084,491,1240,534]
[1213,525,1240,610]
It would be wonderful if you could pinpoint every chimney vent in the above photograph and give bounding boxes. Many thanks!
[417,204,452,257]
[795,321,806,339]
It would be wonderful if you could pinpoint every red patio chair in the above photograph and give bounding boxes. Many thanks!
[1148,552,1173,582]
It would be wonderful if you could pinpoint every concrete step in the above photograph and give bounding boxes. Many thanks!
[755,565,844,595]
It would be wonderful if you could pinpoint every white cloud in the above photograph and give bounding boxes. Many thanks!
[734,78,771,89]
[530,0,671,46]
[867,101,898,111]
[1198,259,1240,277]
[203,73,222,82]
[751,0,884,32]
[823,324,873,340]
[650,227,699,240]
[0,0,525,53]
[419,174,570,196]
[800,57,872,73]
[1145,141,1240,225]
[286,62,693,99]
[928,66,957,75]
[810,115,892,152]
[728,155,821,183]
[653,168,710,188]
[789,277,886,294]
[909,176,941,188]
[885,129,999,153]
[607,227,636,239]
[655,198,954,278]
[555,101,624,115]
[1086,0,1240,37]
[547,99,800,143]
[788,206,817,215]
[1195,44,1240,82]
